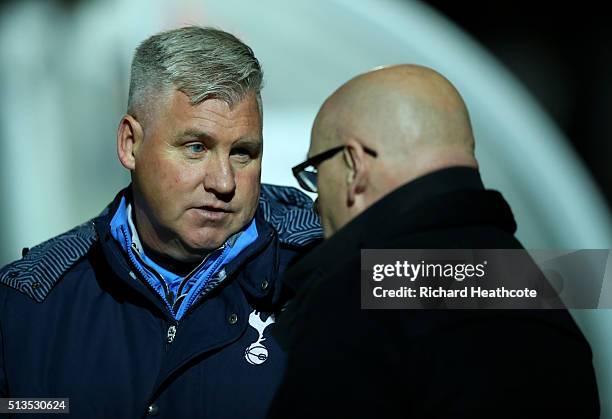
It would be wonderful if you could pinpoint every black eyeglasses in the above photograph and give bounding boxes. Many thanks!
[292,145,378,193]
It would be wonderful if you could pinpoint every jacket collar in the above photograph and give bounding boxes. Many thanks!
[1,183,322,304]
[96,184,322,309]
[273,167,518,349]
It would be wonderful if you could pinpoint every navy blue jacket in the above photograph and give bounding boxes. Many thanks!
[0,184,321,419]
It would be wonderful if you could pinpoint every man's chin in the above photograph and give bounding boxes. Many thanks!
[175,217,250,258]
[180,230,231,256]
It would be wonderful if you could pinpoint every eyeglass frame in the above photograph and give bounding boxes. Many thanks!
[292,144,378,193]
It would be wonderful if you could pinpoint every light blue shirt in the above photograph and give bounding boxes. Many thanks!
[109,195,258,320]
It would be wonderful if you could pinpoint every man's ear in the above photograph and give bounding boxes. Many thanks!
[117,115,144,170]
[343,139,369,207]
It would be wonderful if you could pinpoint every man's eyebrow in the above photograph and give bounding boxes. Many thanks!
[176,130,262,146]
[176,129,215,141]
[234,138,263,147]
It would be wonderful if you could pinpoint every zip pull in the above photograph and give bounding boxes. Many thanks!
[167,325,177,344]
[172,243,227,313]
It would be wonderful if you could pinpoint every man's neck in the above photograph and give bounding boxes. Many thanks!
[139,241,202,277]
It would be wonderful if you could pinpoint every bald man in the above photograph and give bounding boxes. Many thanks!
[267,65,599,418]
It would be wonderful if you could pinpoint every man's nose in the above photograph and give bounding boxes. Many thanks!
[203,154,236,199]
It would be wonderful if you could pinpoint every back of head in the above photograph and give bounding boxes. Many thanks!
[127,26,264,125]
[311,65,478,236]
[313,64,477,202]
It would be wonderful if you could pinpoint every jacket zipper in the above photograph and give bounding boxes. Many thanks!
[142,229,275,411]
[120,227,175,317]
[176,244,231,320]
[179,230,275,321]
[165,321,178,352]
[130,242,174,303]
[162,244,226,350]
[171,245,225,313]
[123,224,229,349]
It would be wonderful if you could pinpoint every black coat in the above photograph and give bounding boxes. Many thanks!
[268,167,599,419]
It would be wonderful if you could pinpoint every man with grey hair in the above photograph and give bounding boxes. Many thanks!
[0,26,320,418]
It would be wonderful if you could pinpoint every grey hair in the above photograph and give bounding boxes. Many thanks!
[127,26,263,122]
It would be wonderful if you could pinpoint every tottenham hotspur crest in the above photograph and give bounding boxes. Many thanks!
[244,310,275,365]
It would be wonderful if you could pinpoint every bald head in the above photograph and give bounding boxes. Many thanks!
[310,64,478,236]
[313,64,476,176]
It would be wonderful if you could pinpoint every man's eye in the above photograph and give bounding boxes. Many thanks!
[186,143,206,153]
[231,148,251,159]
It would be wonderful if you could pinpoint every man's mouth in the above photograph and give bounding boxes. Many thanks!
[192,206,232,221]
[199,205,232,212]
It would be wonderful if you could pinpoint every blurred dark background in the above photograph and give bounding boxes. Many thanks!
[424,0,612,209]
[0,1,611,415]
[1,0,609,208]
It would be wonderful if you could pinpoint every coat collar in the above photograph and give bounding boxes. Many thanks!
[281,167,516,296]
[1,184,322,304]
[273,167,517,349]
